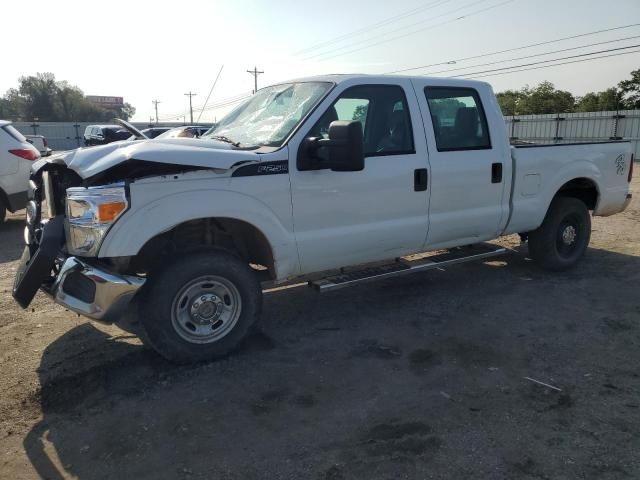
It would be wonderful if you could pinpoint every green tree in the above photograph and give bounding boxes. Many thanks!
[0,72,136,121]
[18,72,60,121]
[517,81,575,114]
[496,89,525,116]
[618,67,640,109]
[575,88,621,112]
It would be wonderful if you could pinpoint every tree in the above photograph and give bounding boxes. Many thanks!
[618,67,640,109]
[351,104,367,124]
[517,81,575,114]
[575,88,621,112]
[0,72,136,121]
[496,89,525,116]
[18,72,60,121]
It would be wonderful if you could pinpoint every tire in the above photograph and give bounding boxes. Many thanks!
[0,200,5,225]
[138,249,262,363]
[528,197,591,271]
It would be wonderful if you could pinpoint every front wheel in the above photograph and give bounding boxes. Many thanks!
[527,197,591,271]
[138,249,262,363]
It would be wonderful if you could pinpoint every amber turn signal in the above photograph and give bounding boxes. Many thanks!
[97,201,126,222]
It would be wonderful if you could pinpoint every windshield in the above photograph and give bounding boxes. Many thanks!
[202,82,332,148]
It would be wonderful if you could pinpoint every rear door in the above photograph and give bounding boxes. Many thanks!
[412,81,511,249]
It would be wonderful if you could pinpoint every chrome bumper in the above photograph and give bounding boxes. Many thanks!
[52,257,145,323]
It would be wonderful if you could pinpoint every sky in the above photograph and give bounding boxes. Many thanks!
[1,0,639,122]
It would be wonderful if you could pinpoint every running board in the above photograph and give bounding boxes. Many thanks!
[309,244,507,292]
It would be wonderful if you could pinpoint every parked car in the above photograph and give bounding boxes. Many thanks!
[13,75,634,363]
[83,125,131,146]
[24,134,52,156]
[127,127,173,140]
[0,121,40,224]
[155,125,211,139]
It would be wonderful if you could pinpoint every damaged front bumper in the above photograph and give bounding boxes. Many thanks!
[13,217,145,323]
[51,257,145,322]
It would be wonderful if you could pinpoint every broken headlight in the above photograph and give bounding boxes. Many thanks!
[65,183,128,256]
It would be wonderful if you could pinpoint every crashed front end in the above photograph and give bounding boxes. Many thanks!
[12,157,145,322]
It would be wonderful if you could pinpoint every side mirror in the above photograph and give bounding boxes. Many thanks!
[297,120,364,172]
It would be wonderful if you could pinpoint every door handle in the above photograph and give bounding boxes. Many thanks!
[414,168,428,191]
[491,163,503,183]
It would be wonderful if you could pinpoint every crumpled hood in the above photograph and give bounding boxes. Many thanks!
[51,137,260,179]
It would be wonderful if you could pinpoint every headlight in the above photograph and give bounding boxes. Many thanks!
[65,183,128,256]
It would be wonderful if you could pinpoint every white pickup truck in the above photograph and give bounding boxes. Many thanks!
[12,75,634,363]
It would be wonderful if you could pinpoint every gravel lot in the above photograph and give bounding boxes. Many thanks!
[1,178,639,480]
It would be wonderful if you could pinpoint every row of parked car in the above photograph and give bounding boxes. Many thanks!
[0,120,212,224]
[83,124,211,146]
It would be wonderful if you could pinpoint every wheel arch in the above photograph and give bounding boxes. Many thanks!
[134,217,277,280]
[98,189,300,280]
[553,176,600,210]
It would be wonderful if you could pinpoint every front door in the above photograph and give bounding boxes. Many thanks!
[288,80,431,274]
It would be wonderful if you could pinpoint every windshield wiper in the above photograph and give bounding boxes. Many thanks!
[210,135,240,147]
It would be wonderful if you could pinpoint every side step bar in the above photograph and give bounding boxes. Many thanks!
[309,244,507,292]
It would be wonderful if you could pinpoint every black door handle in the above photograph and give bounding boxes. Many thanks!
[491,163,503,183]
[414,168,428,191]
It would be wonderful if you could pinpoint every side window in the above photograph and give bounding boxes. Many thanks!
[309,85,414,157]
[424,87,491,151]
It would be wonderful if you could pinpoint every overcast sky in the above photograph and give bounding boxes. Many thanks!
[1,0,639,122]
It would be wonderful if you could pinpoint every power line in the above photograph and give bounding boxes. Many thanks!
[461,48,640,79]
[197,65,224,123]
[158,93,251,122]
[450,44,640,78]
[385,22,640,74]
[303,0,515,62]
[247,66,264,93]
[293,0,453,56]
[416,35,640,76]
[300,0,488,61]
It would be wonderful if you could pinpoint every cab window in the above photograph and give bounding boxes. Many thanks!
[309,85,414,157]
[424,87,491,151]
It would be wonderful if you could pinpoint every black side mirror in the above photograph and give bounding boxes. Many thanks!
[297,120,364,172]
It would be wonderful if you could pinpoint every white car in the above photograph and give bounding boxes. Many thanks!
[13,75,634,363]
[24,134,52,157]
[0,121,40,223]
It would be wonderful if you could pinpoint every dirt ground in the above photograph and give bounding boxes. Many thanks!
[1,179,639,480]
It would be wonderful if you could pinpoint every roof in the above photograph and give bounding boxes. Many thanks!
[0,120,11,127]
[280,73,490,89]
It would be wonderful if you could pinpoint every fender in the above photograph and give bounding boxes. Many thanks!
[506,158,602,235]
[99,187,300,279]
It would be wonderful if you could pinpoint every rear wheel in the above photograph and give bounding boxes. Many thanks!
[528,197,591,271]
[138,249,262,363]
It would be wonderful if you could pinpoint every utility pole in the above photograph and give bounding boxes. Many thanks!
[246,66,264,94]
[152,99,161,124]
[184,91,197,124]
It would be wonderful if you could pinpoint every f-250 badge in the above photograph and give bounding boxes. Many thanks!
[615,154,626,175]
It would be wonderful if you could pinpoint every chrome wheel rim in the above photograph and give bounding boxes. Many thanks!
[171,276,242,344]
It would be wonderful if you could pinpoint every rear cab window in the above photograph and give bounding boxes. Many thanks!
[424,87,491,152]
